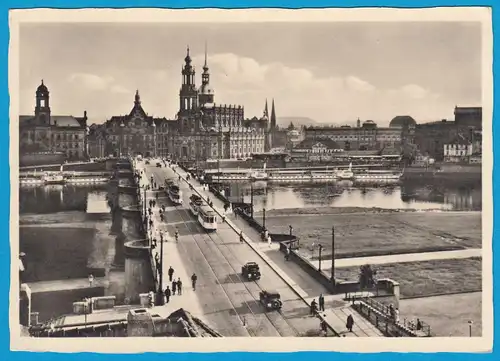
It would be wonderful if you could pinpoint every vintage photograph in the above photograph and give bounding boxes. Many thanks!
[10,7,492,352]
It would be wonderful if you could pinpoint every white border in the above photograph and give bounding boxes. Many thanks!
[9,7,494,353]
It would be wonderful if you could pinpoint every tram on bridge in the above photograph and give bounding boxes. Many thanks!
[198,204,218,231]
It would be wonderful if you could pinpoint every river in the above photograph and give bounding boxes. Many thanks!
[220,180,482,212]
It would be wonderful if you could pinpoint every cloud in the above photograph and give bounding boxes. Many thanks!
[185,52,447,123]
[67,73,114,91]
[110,84,130,94]
[67,72,131,95]
[30,54,451,125]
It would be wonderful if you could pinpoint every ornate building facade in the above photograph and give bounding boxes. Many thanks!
[173,47,270,162]
[19,81,88,160]
[90,91,173,158]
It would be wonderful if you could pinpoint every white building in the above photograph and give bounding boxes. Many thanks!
[444,134,473,163]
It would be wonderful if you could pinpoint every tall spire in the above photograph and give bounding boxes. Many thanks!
[135,89,141,105]
[184,45,192,64]
[270,98,276,129]
[203,41,208,71]
[264,99,269,117]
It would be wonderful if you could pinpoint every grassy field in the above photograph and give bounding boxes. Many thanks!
[263,211,481,258]
[398,292,482,337]
[334,257,482,298]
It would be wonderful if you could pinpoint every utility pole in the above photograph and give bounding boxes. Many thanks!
[157,232,165,305]
[331,226,335,284]
[250,181,254,218]
[318,244,323,272]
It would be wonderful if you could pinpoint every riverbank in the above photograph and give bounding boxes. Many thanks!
[262,209,481,258]
[335,257,482,298]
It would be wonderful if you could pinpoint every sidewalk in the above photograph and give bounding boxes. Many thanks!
[133,162,204,319]
[309,248,483,270]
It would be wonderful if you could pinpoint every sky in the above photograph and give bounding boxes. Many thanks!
[18,21,482,126]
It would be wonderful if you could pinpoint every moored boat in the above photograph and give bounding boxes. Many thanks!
[353,169,403,184]
[42,173,66,185]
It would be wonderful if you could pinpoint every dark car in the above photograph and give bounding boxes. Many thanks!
[156,162,162,168]
[259,290,282,311]
[241,262,261,280]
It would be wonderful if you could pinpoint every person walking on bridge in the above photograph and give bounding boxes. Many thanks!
[319,294,325,312]
[164,286,171,304]
[177,278,183,295]
[346,314,354,332]
[191,273,198,291]
[168,266,174,282]
[171,279,177,295]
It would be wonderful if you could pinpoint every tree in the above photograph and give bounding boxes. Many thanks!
[359,264,377,289]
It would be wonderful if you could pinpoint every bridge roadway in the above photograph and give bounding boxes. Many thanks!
[141,163,323,337]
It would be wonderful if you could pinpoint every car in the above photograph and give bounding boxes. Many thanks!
[259,290,282,311]
[241,262,261,280]
[156,162,162,168]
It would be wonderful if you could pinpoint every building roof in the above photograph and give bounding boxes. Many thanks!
[447,133,471,145]
[295,138,341,150]
[19,115,85,128]
[390,115,417,128]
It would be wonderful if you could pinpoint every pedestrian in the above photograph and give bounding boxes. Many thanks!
[320,317,328,336]
[148,291,155,308]
[285,247,291,261]
[394,308,400,324]
[310,299,318,315]
[88,273,94,287]
[177,278,183,295]
[168,266,174,282]
[172,279,177,295]
[416,318,422,331]
[267,234,272,247]
[164,286,171,303]
[239,231,244,243]
[319,293,325,312]
[191,273,198,291]
[160,213,164,222]
[346,314,354,332]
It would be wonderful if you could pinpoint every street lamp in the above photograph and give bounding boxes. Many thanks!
[468,320,473,337]
[262,207,266,229]
[331,226,335,284]
[152,122,157,159]
[157,232,165,306]
[318,244,324,272]
[119,121,125,158]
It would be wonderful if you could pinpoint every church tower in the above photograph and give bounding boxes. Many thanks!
[199,42,215,107]
[35,80,51,125]
[269,98,277,149]
[179,46,198,115]
[178,46,199,133]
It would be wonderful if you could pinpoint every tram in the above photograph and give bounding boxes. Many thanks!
[198,204,218,231]
[167,181,183,205]
[189,194,203,216]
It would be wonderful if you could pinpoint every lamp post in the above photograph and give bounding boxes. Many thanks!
[250,181,254,218]
[157,232,165,305]
[331,226,335,284]
[119,121,125,158]
[262,208,266,229]
[152,122,157,159]
[318,244,324,272]
[217,122,222,185]
[468,320,473,337]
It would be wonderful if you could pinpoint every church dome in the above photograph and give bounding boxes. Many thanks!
[390,115,416,128]
[199,84,214,94]
[37,80,48,93]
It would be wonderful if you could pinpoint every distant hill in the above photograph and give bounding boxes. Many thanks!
[277,116,319,128]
